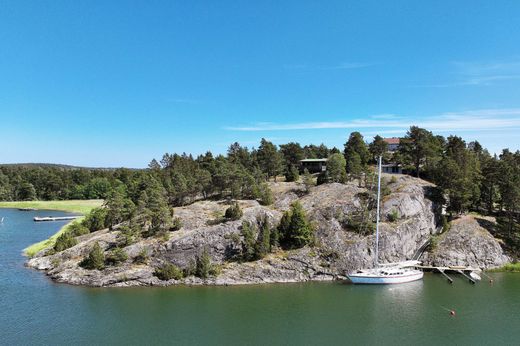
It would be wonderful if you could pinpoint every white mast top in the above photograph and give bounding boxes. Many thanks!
[374,156,382,267]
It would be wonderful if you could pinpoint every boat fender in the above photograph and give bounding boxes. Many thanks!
[450,310,456,316]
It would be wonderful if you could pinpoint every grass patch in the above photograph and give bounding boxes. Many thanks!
[24,217,85,257]
[0,200,103,214]
[489,263,520,273]
[1,200,104,257]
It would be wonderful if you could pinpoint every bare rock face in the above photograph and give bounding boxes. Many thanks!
[423,215,510,269]
[27,175,506,287]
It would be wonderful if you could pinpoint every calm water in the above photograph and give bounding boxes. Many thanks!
[1,208,519,345]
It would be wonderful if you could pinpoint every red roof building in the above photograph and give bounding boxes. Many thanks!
[383,137,400,151]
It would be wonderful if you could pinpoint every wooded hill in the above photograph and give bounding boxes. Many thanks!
[1,126,519,236]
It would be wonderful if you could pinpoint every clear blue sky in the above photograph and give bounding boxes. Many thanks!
[1,1,520,167]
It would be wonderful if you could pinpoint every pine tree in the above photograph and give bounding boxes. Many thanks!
[399,126,442,178]
[257,138,284,181]
[105,188,135,229]
[83,242,105,270]
[345,151,362,182]
[368,135,388,163]
[195,248,212,279]
[326,153,347,183]
[225,201,243,220]
[254,215,271,259]
[344,132,369,169]
[278,201,314,249]
[241,221,256,261]
[280,142,305,167]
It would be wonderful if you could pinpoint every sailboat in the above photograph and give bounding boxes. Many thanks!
[347,157,423,284]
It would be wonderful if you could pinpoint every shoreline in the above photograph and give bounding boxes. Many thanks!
[0,200,103,214]
[0,200,103,257]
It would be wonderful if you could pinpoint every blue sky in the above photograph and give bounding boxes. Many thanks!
[1,1,520,167]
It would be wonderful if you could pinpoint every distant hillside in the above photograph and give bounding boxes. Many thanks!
[0,163,132,171]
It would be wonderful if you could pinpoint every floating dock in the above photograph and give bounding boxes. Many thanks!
[19,208,37,211]
[33,216,78,222]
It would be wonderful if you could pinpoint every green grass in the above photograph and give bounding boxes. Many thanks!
[0,200,103,257]
[0,199,103,214]
[24,218,87,257]
[489,263,520,273]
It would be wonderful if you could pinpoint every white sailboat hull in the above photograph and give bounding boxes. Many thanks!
[347,270,423,285]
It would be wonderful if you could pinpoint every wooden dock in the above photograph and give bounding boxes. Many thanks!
[33,216,78,222]
[417,265,482,284]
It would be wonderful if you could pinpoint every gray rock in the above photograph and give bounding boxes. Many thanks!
[423,215,510,269]
[27,175,509,287]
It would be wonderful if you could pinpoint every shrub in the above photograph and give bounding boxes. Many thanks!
[380,178,391,197]
[441,215,451,233]
[171,216,183,231]
[82,208,108,232]
[493,263,520,272]
[117,224,140,247]
[68,222,90,237]
[344,216,375,235]
[195,249,212,279]
[105,247,128,266]
[284,165,300,182]
[316,171,329,185]
[81,242,105,270]
[133,248,149,264]
[258,183,273,206]
[209,264,222,277]
[154,262,183,281]
[224,202,243,220]
[390,176,398,184]
[270,224,280,249]
[430,234,440,251]
[53,231,78,252]
[183,259,196,277]
[387,209,399,222]
[303,169,314,193]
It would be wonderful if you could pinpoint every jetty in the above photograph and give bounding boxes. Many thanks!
[417,265,482,284]
[33,216,78,222]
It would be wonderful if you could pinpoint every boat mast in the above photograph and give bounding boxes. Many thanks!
[374,156,382,268]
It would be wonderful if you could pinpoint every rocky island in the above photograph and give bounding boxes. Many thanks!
[27,175,510,287]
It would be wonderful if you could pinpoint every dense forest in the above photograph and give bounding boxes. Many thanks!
[1,126,519,235]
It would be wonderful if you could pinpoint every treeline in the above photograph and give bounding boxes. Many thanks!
[2,128,519,232]
[342,127,520,233]
[0,140,339,203]
[0,166,121,201]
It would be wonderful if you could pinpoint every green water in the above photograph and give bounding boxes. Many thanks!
[1,209,519,345]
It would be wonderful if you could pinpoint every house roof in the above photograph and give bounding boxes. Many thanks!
[299,158,328,162]
[383,137,400,145]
